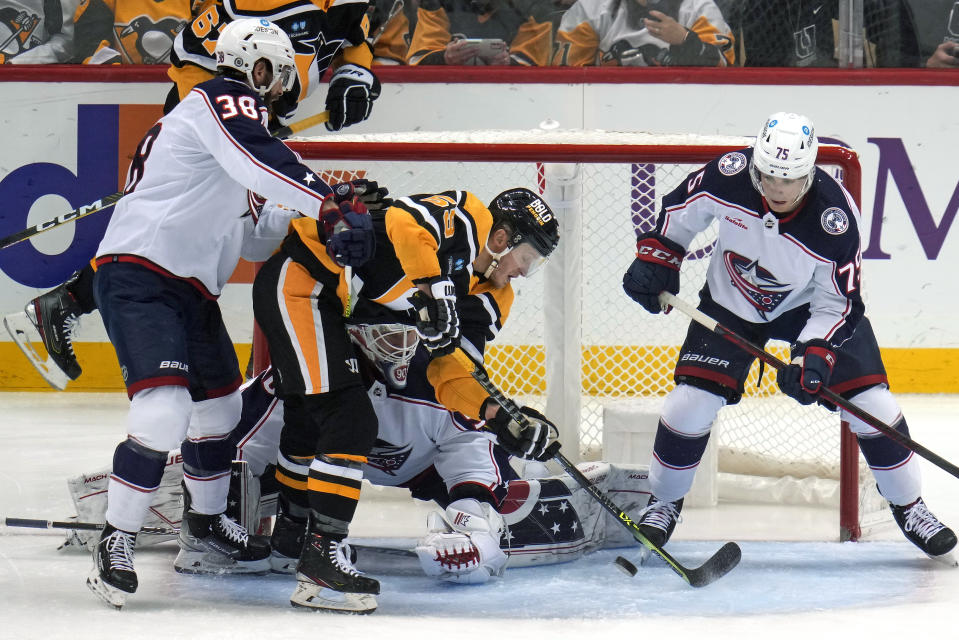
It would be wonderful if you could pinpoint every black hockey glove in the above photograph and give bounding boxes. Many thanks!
[776,339,837,405]
[408,278,460,356]
[485,404,561,462]
[325,64,381,132]
[329,179,393,211]
[321,196,376,267]
[622,231,685,314]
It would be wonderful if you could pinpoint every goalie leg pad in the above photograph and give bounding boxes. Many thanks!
[415,498,506,584]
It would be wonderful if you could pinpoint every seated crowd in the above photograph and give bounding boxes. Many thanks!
[1,0,956,68]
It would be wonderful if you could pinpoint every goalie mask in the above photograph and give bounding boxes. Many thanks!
[214,18,297,98]
[485,188,560,279]
[347,301,419,388]
[750,112,818,207]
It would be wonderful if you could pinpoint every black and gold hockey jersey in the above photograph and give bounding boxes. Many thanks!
[282,189,513,418]
[406,0,553,66]
[553,0,734,67]
[72,0,194,64]
[168,0,372,112]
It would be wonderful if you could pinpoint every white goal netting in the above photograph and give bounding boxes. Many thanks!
[288,128,887,539]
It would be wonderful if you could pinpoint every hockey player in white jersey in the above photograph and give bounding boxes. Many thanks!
[622,111,956,561]
[85,17,377,609]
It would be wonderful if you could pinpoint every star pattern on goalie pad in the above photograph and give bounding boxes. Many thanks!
[303,172,316,185]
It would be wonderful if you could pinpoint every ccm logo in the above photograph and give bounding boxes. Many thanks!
[637,246,682,268]
[159,360,190,372]
[680,353,730,368]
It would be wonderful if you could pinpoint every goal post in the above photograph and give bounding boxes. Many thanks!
[284,130,875,541]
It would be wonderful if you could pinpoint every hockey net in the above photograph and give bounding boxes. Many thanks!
[286,129,887,541]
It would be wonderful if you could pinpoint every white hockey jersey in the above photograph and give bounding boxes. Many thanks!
[657,147,864,346]
[96,76,331,297]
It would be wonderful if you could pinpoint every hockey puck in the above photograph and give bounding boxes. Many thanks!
[614,555,638,577]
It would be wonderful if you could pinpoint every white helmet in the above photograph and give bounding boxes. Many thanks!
[750,112,818,202]
[214,18,296,97]
[347,322,419,388]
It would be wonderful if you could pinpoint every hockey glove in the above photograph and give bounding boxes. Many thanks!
[408,278,460,356]
[321,196,376,267]
[325,64,381,132]
[329,179,393,211]
[776,339,837,405]
[485,404,561,462]
[622,231,685,314]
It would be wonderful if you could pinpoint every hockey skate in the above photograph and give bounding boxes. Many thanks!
[3,311,71,390]
[174,485,271,575]
[86,525,137,609]
[890,497,958,565]
[290,533,379,614]
[270,507,307,574]
[24,280,83,382]
[638,496,684,548]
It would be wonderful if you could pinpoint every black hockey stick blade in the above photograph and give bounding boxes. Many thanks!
[660,292,959,481]
[3,516,176,536]
[450,348,742,587]
[0,191,124,250]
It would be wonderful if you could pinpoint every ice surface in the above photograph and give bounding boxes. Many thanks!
[2,393,957,639]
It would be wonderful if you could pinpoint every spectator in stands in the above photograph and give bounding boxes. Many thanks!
[71,0,193,64]
[728,0,920,67]
[406,0,554,66]
[369,0,417,64]
[1,0,82,63]
[552,0,734,67]
[914,0,959,67]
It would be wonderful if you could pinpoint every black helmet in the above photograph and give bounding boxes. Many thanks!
[488,188,560,258]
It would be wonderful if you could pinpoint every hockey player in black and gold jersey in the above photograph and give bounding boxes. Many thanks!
[251,187,560,613]
[168,0,379,130]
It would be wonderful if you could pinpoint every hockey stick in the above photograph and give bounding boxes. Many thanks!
[3,517,176,536]
[660,292,959,481]
[450,348,742,588]
[0,111,332,250]
[0,191,125,250]
[269,110,330,139]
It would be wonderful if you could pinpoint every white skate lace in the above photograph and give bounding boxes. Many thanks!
[329,541,361,577]
[903,501,945,541]
[640,500,682,531]
[62,315,80,354]
[215,514,250,546]
[105,531,136,572]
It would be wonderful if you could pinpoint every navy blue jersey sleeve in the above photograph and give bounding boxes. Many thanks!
[192,77,331,218]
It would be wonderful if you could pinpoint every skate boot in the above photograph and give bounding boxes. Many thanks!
[86,524,137,609]
[290,532,379,614]
[174,484,271,574]
[890,497,957,562]
[25,276,83,380]
[638,496,684,548]
[270,506,307,574]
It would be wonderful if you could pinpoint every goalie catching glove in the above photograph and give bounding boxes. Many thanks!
[484,403,560,461]
[776,339,836,405]
[622,231,685,314]
[408,278,460,356]
[414,498,507,584]
[320,195,375,267]
[325,64,381,132]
